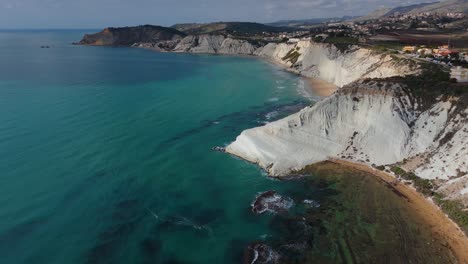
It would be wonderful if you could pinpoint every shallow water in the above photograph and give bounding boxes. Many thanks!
[0,30,456,264]
[268,162,457,264]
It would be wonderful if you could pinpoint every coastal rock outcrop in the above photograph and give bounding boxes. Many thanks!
[251,191,294,214]
[226,81,468,201]
[255,41,418,87]
[173,37,419,87]
[173,38,418,87]
[76,28,467,202]
[77,25,186,46]
[77,28,417,88]
[173,35,258,55]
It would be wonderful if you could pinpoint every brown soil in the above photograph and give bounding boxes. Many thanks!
[308,78,337,97]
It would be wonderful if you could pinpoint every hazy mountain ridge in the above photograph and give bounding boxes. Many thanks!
[355,0,468,21]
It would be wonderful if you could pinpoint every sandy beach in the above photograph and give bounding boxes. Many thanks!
[328,158,468,264]
[308,78,338,97]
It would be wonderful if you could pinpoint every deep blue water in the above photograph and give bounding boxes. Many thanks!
[0,30,314,264]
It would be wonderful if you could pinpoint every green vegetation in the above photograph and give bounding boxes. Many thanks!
[322,36,359,52]
[325,36,359,45]
[391,166,434,196]
[367,41,405,53]
[400,63,468,110]
[172,22,296,37]
[282,48,301,64]
[433,193,468,233]
[391,166,468,234]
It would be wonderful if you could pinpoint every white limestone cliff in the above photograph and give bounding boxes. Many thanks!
[172,36,467,202]
[173,35,257,55]
[226,81,468,202]
[255,41,418,87]
[173,38,418,88]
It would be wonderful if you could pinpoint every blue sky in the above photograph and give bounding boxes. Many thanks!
[0,0,433,28]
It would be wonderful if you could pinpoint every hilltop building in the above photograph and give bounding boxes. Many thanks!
[403,46,416,52]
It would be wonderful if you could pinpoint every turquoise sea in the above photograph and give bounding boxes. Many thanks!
[0,30,313,264]
[0,30,457,264]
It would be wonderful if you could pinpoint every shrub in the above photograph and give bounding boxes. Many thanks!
[433,193,468,233]
[391,166,434,196]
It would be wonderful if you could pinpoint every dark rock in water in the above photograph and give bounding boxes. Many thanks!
[302,199,321,208]
[40,46,50,48]
[244,242,280,264]
[212,146,226,153]
[251,191,294,214]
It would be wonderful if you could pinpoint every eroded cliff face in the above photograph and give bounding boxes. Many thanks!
[78,29,418,87]
[77,30,467,202]
[226,81,468,201]
[172,38,418,87]
[173,35,258,55]
[255,41,419,87]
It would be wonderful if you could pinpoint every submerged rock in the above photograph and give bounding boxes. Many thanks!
[251,191,294,214]
[244,243,280,264]
[212,146,226,153]
[303,199,321,208]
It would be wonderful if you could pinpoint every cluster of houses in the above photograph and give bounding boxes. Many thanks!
[402,44,468,82]
[402,44,461,58]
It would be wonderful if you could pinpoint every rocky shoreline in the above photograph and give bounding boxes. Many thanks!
[77,27,468,262]
[241,160,467,263]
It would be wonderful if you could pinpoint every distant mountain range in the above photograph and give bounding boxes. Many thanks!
[354,0,468,21]
[269,0,468,26]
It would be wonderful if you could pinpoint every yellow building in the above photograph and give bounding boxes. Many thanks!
[403,46,416,52]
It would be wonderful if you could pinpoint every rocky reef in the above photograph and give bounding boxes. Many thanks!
[251,191,294,215]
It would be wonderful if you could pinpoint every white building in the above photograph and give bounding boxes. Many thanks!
[451,66,468,83]
[287,38,300,44]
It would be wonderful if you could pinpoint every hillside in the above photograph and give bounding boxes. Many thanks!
[355,0,468,22]
[267,17,356,28]
[77,25,186,46]
[408,0,468,13]
[352,8,393,22]
[171,22,295,36]
[385,2,438,16]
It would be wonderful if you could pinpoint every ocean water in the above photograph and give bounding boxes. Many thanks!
[0,30,456,264]
[0,30,311,264]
